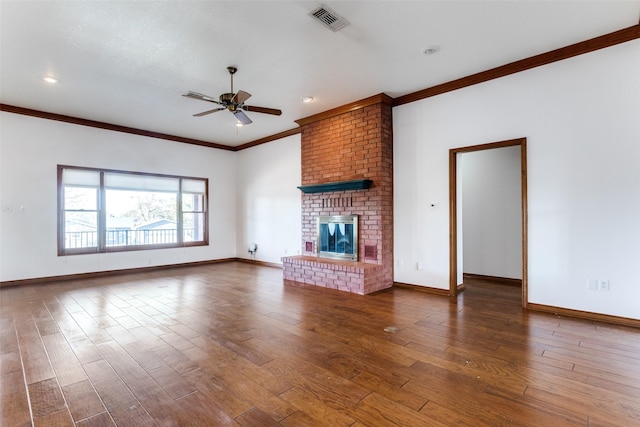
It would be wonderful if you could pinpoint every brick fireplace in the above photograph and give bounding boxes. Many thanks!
[282,94,393,294]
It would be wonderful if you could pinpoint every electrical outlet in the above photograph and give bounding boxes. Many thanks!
[598,280,610,292]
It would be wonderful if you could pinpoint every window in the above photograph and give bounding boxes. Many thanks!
[58,165,208,255]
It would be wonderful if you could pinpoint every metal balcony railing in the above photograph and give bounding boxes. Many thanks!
[65,228,198,249]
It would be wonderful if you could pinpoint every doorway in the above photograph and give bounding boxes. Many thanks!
[449,138,528,307]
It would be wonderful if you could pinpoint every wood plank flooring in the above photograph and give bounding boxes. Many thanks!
[1,262,639,426]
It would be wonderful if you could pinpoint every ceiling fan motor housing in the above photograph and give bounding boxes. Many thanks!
[220,92,237,110]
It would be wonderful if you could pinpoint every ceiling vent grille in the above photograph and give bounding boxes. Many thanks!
[309,4,350,32]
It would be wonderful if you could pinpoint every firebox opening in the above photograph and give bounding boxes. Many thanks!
[317,215,358,261]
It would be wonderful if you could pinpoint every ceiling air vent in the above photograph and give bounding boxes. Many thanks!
[309,4,350,32]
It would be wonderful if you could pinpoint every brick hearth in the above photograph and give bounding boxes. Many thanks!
[282,94,393,294]
[282,256,385,295]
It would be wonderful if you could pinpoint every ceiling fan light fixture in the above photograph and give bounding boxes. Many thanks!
[233,109,253,125]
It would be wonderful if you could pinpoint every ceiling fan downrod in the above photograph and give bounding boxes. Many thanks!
[227,66,237,94]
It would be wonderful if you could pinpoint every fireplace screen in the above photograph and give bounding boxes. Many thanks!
[317,215,358,261]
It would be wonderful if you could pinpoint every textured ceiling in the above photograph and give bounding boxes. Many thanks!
[1,1,639,147]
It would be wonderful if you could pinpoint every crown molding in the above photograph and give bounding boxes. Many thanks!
[234,127,301,151]
[0,104,234,151]
[394,25,640,107]
[3,25,637,150]
[294,93,394,128]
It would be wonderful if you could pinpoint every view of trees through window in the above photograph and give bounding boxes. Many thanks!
[105,190,178,247]
[59,166,207,254]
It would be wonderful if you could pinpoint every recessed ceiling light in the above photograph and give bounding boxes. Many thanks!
[422,45,441,55]
[301,96,314,103]
[43,76,58,84]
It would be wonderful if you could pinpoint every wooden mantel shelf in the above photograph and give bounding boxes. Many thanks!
[297,179,373,194]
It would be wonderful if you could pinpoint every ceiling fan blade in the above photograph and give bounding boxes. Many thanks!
[183,91,220,103]
[232,90,251,104]
[243,105,282,116]
[193,107,225,117]
[233,110,253,125]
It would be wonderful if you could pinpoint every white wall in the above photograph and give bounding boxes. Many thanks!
[235,135,301,265]
[0,112,237,281]
[1,41,638,321]
[461,146,522,279]
[394,39,640,319]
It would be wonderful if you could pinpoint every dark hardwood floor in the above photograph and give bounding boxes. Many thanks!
[1,262,639,426]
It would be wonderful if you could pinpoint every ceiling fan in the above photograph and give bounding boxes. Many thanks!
[182,66,282,125]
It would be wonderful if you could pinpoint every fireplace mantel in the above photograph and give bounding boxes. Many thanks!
[297,179,373,194]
